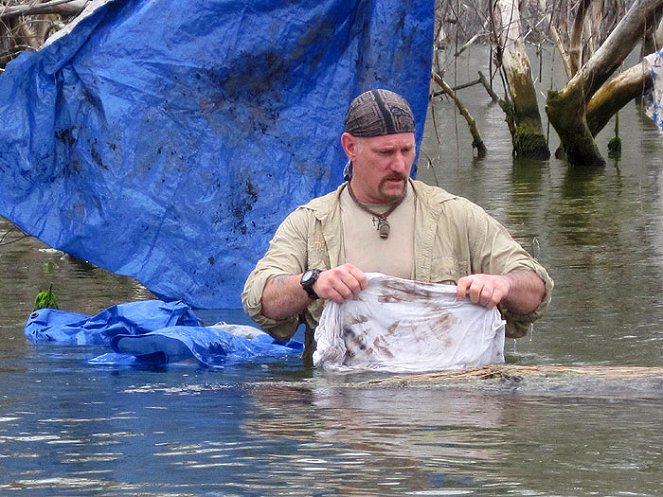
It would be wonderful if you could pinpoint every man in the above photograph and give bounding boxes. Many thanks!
[242,89,553,362]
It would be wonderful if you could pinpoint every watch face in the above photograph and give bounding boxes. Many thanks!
[302,270,316,284]
[301,269,320,300]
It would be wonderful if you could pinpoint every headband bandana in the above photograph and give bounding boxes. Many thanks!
[344,89,415,137]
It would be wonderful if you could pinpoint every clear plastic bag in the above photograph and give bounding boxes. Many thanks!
[313,273,505,373]
[644,49,663,131]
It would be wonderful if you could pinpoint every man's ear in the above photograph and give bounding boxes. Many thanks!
[340,132,357,159]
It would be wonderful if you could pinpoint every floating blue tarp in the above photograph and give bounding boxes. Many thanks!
[103,325,303,367]
[25,299,201,345]
[0,0,434,308]
[25,299,302,366]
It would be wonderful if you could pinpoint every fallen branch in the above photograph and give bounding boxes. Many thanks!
[432,71,499,104]
[0,223,29,247]
[478,71,499,102]
[454,31,489,57]
[432,71,487,157]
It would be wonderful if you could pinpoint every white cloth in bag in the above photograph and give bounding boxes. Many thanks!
[313,273,506,373]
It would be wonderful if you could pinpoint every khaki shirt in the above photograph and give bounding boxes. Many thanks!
[242,179,553,355]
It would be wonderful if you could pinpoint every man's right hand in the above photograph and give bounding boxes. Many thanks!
[261,263,368,321]
[313,263,368,304]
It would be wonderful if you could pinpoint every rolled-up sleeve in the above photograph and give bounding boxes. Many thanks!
[468,202,554,338]
[241,208,311,341]
[500,262,553,338]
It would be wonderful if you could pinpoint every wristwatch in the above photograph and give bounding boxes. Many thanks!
[300,269,321,300]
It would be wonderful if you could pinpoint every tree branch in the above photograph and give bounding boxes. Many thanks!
[432,71,487,157]
[0,0,89,20]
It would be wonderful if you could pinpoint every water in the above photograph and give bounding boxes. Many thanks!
[3,46,663,495]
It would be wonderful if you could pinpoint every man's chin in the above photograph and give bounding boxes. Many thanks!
[380,181,406,202]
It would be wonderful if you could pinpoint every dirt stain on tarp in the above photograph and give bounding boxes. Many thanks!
[230,179,259,235]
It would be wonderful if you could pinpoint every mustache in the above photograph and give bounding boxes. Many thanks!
[382,173,408,182]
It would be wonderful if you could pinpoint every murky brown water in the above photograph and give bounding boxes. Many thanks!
[2,46,663,496]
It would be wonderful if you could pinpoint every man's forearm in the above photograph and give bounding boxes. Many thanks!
[260,274,309,321]
[500,270,546,314]
[260,264,369,320]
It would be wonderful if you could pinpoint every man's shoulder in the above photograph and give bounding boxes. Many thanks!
[298,184,343,214]
[411,179,459,204]
[411,179,486,216]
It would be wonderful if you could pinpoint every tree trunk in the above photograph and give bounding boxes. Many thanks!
[586,60,654,136]
[491,0,550,159]
[546,0,663,167]
[547,89,605,166]
[569,0,592,77]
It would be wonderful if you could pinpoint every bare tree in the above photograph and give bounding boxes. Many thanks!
[491,0,550,159]
[545,0,663,167]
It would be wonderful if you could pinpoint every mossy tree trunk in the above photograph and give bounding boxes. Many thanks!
[545,0,663,167]
[491,0,550,159]
[546,89,605,167]
[586,60,655,136]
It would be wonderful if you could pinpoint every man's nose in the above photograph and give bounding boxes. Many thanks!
[391,152,407,172]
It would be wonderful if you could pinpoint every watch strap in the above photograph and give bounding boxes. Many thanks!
[300,269,321,300]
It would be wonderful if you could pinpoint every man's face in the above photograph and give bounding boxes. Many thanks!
[342,132,416,204]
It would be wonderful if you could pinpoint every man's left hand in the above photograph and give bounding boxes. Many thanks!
[456,274,511,309]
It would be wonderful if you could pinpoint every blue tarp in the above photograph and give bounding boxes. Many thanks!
[106,325,303,366]
[25,299,201,344]
[25,299,303,366]
[0,0,434,309]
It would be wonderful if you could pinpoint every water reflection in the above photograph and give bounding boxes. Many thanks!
[236,378,663,496]
[240,383,511,495]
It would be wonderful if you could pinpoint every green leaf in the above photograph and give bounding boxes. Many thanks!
[33,283,59,311]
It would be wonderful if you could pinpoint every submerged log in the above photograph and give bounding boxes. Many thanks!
[491,0,550,159]
[358,365,663,398]
[363,364,663,384]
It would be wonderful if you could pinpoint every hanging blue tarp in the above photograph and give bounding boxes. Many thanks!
[0,0,434,308]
